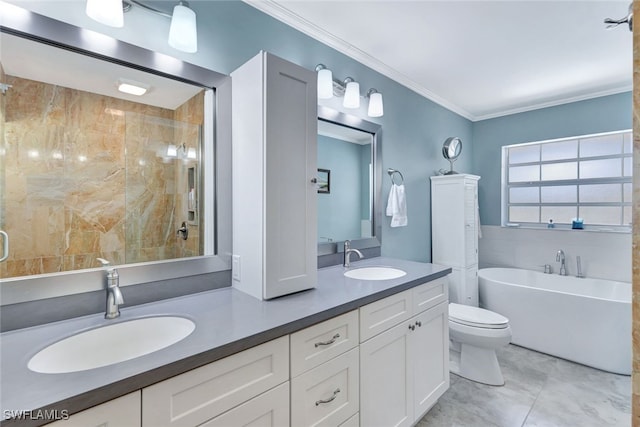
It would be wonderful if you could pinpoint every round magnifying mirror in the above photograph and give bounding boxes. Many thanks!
[442,137,462,174]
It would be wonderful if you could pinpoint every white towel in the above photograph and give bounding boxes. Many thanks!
[386,184,407,227]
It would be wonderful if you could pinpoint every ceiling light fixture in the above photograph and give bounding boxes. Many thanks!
[314,64,383,117]
[85,0,198,53]
[117,78,150,96]
[86,0,124,28]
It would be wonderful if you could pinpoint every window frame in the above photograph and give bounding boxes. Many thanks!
[501,129,632,232]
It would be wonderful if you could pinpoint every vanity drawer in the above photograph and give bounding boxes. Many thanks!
[412,278,448,315]
[359,289,412,342]
[290,310,359,377]
[340,413,359,427]
[200,382,290,427]
[291,347,359,427]
[142,336,289,427]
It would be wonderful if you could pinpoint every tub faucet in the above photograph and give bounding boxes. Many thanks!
[97,258,124,319]
[344,240,364,268]
[556,250,567,276]
[576,256,584,278]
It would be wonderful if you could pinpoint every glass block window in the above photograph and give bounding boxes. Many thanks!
[502,130,632,229]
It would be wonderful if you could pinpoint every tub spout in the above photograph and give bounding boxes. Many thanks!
[556,250,567,276]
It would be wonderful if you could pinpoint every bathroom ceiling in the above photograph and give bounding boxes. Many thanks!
[247,0,633,121]
[0,32,201,110]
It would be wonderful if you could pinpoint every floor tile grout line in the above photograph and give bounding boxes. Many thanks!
[519,358,556,427]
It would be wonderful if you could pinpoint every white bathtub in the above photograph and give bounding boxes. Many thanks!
[478,268,631,375]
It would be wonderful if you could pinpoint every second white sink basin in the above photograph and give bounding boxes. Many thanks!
[344,266,407,281]
[28,316,195,374]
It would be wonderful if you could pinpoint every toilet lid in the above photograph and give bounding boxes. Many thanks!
[449,303,509,329]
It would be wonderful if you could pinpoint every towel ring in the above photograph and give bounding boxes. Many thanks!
[387,168,404,185]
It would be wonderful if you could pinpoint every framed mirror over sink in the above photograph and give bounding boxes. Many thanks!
[317,106,382,258]
[0,4,231,305]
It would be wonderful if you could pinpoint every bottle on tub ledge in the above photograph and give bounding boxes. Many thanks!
[547,219,554,229]
[572,218,584,229]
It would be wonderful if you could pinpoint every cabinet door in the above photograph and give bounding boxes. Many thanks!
[264,52,317,299]
[201,382,289,427]
[411,302,449,421]
[48,392,140,427]
[360,322,412,427]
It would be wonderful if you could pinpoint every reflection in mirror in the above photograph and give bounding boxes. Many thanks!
[317,122,372,242]
[317,106,382,257]
[0,32,208,279]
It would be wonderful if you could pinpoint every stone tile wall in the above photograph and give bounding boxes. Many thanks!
[1,76,203,278]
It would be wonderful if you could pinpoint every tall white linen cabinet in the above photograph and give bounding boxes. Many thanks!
[231,51,318,300]
[430,174,480,306]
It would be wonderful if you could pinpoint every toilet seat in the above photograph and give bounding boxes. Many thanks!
[449,303,509,329]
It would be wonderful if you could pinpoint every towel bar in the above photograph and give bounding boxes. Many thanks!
[387,168,404,185]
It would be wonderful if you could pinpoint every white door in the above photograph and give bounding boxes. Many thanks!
[360,321,412,427]
[264,52,317,299]
[411,302,450,420]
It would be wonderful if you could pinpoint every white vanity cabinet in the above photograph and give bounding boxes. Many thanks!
[231,51,318,300]
[48,392,141,427]
[431,174,480,306]
[359,279,449,427]
[142,336,289,427]
[290,311,360,427]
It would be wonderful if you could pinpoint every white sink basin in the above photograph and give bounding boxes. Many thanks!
[344,266,407,281]
[28,316,195,374]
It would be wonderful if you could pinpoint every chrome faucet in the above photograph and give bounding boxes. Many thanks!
[97,258,124,319]
[343,240,364,268]
[556,250,567,276]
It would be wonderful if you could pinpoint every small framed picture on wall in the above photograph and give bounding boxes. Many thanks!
[317,168,330,194]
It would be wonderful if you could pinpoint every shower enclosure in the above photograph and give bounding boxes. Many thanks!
[0,74,203,279]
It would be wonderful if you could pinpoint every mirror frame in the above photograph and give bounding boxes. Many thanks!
[0,4,232,305]
[317,106,382,256]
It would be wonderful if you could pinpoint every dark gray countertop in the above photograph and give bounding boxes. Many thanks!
[0,257,450,426]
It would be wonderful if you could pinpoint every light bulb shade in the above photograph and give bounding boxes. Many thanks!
[317,68,333,99]
[169,3,198,53]
[343,81,360,109]
[368,92,384,117]
[86,0,124,28]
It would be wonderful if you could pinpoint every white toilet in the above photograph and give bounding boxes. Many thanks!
[448,302,512,386]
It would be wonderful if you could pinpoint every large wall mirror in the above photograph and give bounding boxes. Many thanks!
[0,6,231,304]
[317,106,382,256]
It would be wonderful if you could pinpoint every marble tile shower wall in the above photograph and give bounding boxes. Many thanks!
[1,76,203,278]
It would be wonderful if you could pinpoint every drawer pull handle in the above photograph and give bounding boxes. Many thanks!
[315,333,340,348]
[315,388,341,406]
[415,321,422,327]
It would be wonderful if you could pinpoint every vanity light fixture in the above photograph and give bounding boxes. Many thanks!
[367,89,384,117]
[86,0,124,28]
[117,78,149,96]
[166,144,178,158]
[86,0,198,53]
[168,1,198,53]
[314,64,383,116]
[343,77,360,109]
[315,64,334,99]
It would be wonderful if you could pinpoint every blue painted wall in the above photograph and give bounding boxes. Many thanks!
[472,92,632,226]
[25,2,629,261]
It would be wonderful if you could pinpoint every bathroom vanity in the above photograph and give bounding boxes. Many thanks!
[0,258,450,427]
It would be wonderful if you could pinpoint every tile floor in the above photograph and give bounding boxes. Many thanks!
[417,344,631,427]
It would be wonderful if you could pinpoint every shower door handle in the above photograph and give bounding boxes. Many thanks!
[0,230,8,262]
